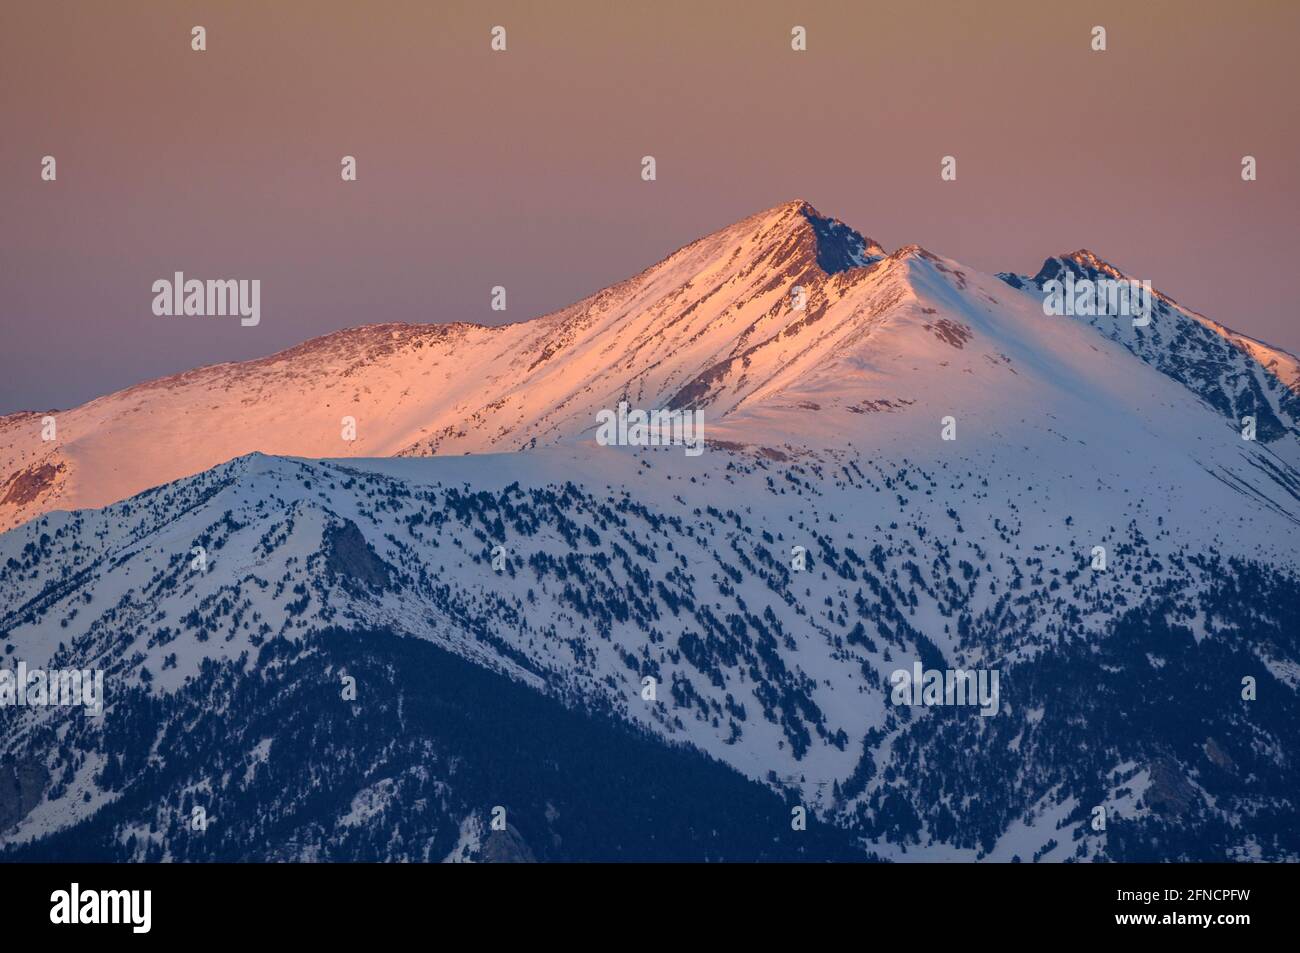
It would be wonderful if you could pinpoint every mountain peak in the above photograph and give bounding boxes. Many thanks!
[1062,248,1126,278]
[790,201,886,273]
[750,200,886,274]
[1031,249,1127,285]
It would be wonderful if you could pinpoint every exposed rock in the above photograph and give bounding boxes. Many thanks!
[1145,757,1199,816]
[480,823,537,863]
[1,462,62,507]
[1203,737,1236,772]
[0,757,49,833]
[322,519,393,592]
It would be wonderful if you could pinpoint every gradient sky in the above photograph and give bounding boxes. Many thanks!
[3,0,1297,413]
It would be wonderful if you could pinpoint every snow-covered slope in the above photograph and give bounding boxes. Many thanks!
[2,429,1299,859]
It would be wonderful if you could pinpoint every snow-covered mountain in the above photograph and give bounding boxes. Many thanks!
[9,199,1295,533]
[2,201,1298,861]
[0,201,882,530]
[1001,249,1300,445]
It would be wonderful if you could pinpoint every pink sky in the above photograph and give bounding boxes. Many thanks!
[3,0,1297,413]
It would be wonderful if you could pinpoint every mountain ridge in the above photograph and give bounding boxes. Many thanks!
[2,200,1298,533]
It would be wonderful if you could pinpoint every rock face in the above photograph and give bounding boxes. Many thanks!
[323,520,393,593]
[480,826,537,864]
[0,462,63,508]
[0,758,48,833]
[1145,758,1201,816]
